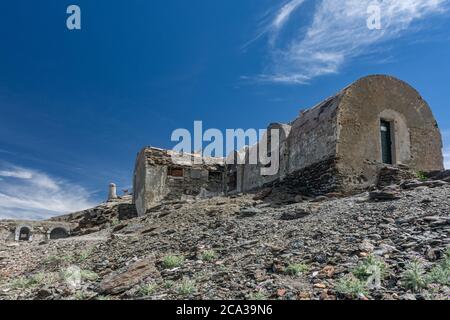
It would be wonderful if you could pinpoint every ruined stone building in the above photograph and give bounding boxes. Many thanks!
[133,75,444,216]
[1,195,138,243]
[133,148,226,215]
[0,220,74,242]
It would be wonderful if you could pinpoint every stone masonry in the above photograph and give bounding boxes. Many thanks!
[133,75,444,214]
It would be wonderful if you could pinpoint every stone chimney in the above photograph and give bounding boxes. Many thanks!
[108,183,118,200]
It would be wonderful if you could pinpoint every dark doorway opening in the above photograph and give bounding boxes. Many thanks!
[49,228,69,240]
[18,227,31,241]
[380,120,393,165]
[227,171,237,192]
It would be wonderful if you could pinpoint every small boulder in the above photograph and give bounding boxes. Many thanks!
[369,190,401,201]
[311,196,328,203]
[98,258,159,295]
[252,188,272,201]
[359,239,375,253]
[239,207,262,218]
[279,209,310,221]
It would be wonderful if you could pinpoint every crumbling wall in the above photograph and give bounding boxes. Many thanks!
[164,166,224,201]
[133,147,225,215]
[240,123,292,192]
[240,95,341,193]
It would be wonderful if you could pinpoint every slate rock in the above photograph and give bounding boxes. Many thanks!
[98,258,159,295]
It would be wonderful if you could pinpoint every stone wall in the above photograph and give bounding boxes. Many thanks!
[271,156,343,196]
[133,147,226,215]
[238,94,341,195]
[117,203,138,221]
[240,123,292,191]
[287,95,341,175]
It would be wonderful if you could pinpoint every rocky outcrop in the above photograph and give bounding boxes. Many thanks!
[48,196,137,236]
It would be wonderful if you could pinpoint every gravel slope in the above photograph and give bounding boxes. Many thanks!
[0,183,449,300]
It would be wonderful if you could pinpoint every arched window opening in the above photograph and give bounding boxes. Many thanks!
[18,227,31,241]
[49,227,69,240]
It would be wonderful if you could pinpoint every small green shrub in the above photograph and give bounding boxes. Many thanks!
[285,263,309,276]
[352,255,387,282]
[45,255,61,265]
[335,274,368,299]
[194,271,209,282]
[248,290,268,300]
[72,291,89,300]
[78,249,92,262]
[416,171,428,182]
[218,265,230,273]
[162,255,185,269]
[80,270,99,281]
[11,273,45,289]
[427,265,449,286]
[178,279,196,296]
[443,248,450,269]
[45,255,73,265]
[163,280,175,289]
[200,250,217,262]
[427,250,450,286]
[110,217,120,227]
[10,278,30,289]
[401,260,428,292]
[138,283,157,296]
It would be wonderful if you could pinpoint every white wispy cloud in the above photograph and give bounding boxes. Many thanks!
[269,0,306,45]
[0,164,96,220]
[444,149,450,169]
[258,0,449,83]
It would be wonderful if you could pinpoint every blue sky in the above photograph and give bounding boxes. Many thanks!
[0,0,449,219]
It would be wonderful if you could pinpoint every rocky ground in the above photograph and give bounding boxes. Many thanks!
[0,179,449,300]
